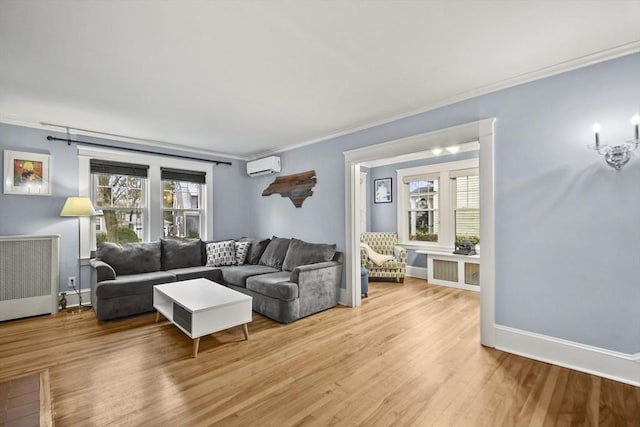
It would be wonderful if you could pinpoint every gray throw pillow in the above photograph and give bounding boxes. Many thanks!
[240,238,271,265]
[282,238,337,271]
[258,237,291,270]
[97,241,161,275]
[161,239,203,270]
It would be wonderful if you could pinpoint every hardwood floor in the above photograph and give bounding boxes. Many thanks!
[1,278,638,426]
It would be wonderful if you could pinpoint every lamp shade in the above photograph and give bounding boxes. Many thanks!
[60,197,96,217]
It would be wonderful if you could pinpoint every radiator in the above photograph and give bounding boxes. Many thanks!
[433,259,458,283]
[0,235,60,321]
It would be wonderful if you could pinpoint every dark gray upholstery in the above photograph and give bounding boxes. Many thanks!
[97,241,161,275]
[90,259,116,282]
[240,238,271,265]
[168,266,221,282]
[91,234,343,324]
[246,272,298,301]
[218,264,279,288]
[282,238,336,271]
[96,271,176,299]
[161,239,202,270]
[94,271,176,321]
[259,237,291,270]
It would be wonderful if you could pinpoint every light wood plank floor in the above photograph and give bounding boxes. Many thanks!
[1,278,638,426]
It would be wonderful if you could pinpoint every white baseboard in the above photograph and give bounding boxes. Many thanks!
[494,325,640,387]
[406,265,427,279]
[57,289,92,311]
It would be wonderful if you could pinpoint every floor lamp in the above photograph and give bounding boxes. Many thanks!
[60,197,96,312]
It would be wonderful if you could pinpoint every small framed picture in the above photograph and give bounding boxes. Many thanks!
[3,150,51,196]
[374,177,392,203]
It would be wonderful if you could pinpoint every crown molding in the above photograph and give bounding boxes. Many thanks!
[255,41,640,159]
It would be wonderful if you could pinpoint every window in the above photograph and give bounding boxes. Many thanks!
[397,158,479,249]
[91,160,148,244]
[161,168,205,240]
[452,172,479,244]
[407,175,439,242]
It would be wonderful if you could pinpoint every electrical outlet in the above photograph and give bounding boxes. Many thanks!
[68,276,76,288]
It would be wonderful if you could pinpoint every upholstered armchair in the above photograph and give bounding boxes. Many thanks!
[360,232,407,283]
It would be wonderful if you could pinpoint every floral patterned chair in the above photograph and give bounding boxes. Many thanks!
[360,232,407,283]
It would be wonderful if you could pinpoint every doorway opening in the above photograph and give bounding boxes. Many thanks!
[343,118,495,347]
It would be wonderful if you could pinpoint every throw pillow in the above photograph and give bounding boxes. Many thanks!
[235,241,250,265]
[161,239,202,270]
[258,237,291,270]
[97,241,161,275]
[282,238,337,271]
[240,237,271,265]
[206,240,236,267]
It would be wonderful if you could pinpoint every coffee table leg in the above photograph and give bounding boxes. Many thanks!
[242,323,249,340]
[155,311,160,323]
[193,338,200,358]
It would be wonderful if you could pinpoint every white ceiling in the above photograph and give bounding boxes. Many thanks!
[1,1,639,159]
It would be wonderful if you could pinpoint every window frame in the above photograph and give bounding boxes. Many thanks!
[78,147,214,258]
[92,172,148,243]
[161,178,204,240]
[397,158,479,251]
[451,169,480,244]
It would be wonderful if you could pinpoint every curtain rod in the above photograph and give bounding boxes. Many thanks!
[47,136,232,166]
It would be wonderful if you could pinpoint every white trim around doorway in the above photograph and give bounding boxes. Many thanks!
[343,118,496,347]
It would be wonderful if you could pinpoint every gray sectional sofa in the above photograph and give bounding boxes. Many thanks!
[90,237,343,324]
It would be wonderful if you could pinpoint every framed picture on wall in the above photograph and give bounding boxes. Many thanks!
[3,150,51,196]
[374,177,392,203]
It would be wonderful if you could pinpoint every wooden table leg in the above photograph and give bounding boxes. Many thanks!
[242,323,249,340]
[155,311,160,323]
[193,338,200,358]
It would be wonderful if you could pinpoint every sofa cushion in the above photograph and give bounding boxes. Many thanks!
[168,266,221,282]
[95,271,176,299]
[161,239,203,270]
[240,238,271,265]
[246,272,298,301]
[259,237,291,270]
[235,241,250,265]
[206,240,236,267]
[218,264,279,287]
[97,241,161,276]
[282,238,337,272]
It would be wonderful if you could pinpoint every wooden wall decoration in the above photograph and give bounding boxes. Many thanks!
[262,170,317,208]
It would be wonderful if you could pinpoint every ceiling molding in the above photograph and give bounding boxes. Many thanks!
[254,41,640,160]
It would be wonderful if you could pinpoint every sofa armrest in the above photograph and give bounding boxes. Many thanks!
[290,260,343,318]
[290,261,340,284]
[90,259,116,282]
[394,245,407,263]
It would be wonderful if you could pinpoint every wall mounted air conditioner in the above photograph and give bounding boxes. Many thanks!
[246,156,281,177]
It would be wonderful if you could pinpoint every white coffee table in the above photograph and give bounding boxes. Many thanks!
[153,278,253,358]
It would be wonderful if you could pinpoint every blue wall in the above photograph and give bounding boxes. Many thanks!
[0,123,244,292]
[1,52,639,355]
[250,52,640,354]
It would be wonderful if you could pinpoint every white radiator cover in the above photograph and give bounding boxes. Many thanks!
[0,235,60,321]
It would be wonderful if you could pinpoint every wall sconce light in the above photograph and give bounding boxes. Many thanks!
[590,113,640,170]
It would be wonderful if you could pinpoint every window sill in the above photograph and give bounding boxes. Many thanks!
[398,241,454,252]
